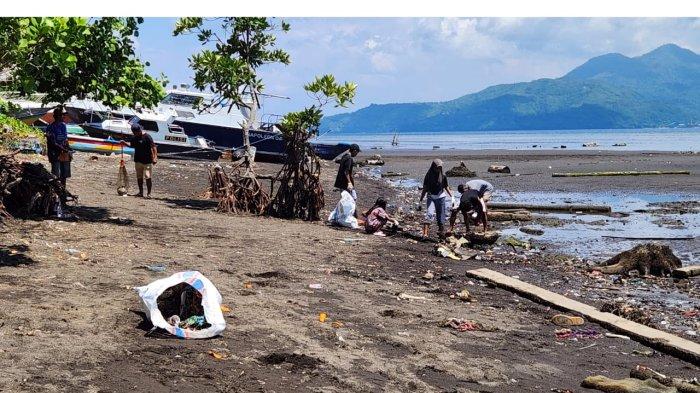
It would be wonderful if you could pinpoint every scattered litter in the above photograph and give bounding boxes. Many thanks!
[600,301,654,327]
[331,321,343,329]
[319,312,328,323]
[605,332,631,340]
[632,349,654,357]
[555,328,601,340]
[440,318,497,332]
[65,248,80,255]
[140,264,166,273]
[456,289,472,302]
[220,305,231,313]
[397,293,427,301]
[309,283,323,289]
[551,314,585,327]
[208,349,230,360]
[577,343,597,350]
[422,271,434,280]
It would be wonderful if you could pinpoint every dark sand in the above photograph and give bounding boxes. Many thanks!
[0,150,697,392]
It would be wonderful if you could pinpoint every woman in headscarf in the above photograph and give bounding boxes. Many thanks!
[419,159,452,237]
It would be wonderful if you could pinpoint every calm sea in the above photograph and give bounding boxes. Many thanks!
[314,128,700,151]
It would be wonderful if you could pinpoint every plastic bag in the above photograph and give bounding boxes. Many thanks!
[135,271,226,339]
[328,190,359,229]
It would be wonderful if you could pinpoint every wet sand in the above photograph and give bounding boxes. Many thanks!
[0,151,697,392]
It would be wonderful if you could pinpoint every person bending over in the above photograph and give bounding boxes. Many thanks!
[450,184,488,233]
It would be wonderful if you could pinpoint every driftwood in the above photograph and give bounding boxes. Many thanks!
[581,375,676,393]
[488,202,611,213]
[630,365,700,393]
[488,210,532,221]
[672,265,700,279]
[487,165,510,173]
[553,170,690,177]
[0,153,73,219]
[382,171,407,178]
[465,268,700,365]
[602,235,695,241]
[593,243,682,277]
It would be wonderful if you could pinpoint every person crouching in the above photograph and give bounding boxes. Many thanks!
[364,197,399,237]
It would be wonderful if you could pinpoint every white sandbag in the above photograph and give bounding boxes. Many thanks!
[135,270,226,339]
[328,190,359,229]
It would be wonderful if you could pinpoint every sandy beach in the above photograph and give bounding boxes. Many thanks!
[0,150,698,392]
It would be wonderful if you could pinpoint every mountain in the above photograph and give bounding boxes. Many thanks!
[322,44,700,132]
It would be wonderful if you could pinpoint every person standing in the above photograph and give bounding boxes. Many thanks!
[122,123,157,198]
[45,107,71,190]
[419,159,452,238]
[466,179,494,202]
[334,144,361,199]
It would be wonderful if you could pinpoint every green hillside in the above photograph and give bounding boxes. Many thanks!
[322,44,700,132]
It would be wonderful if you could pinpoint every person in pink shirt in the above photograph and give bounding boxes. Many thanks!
[363,197,399,236]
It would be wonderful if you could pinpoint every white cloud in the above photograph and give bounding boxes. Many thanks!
[364,38,380,50]
[370,52,396,72]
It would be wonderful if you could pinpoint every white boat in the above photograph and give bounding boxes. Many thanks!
[80,110,222,161]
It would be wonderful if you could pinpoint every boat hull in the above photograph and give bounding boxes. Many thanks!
[173,120,351,163]
[80,123,222,161]
[68,134,135,156]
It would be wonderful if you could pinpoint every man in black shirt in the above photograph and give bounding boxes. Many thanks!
[122,123,157,198]
[449,184,488,233]
[334,144,360,198]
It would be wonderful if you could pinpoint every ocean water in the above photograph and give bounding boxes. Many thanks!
[315,128,700,151]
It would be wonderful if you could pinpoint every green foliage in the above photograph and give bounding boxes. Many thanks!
[173,17,290,112]
[0,99,21,116]
[0,17,165,108]
[0,113,45,150]
[281,75,356,137]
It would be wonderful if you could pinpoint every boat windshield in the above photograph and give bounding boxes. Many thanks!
[161,93,204,108]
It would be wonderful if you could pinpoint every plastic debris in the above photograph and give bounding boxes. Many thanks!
[397,293,428,301]
[309,283,323,289]
[604,332,631,340]
[319,312,328,323]
[551,314,585,327]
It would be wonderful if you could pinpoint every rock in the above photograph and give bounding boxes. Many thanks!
[445,161,476,177]
[503,236,530,250]
[581,375,676,393]
[519,226,544,236]
[465,231,500,245]
[594,243,682,277]
[422,271,434,280]
[487,165,510,174]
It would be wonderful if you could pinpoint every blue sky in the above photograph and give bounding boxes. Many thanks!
[136,18,700,116]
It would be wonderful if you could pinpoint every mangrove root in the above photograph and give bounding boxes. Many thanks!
[207,164,270,215]
[593,243,682,277]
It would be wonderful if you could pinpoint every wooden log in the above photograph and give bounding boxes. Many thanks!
[487,165,510,173]
[465,268,700,365]
[602,235,696,241]
[488,202,611,213]
[672,265,700,279]
[552,170,690,178]
[487,211,532,221]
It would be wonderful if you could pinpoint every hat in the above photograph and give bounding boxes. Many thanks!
[432,158,443,167]
[131,123,144,132]
[350,143,361,152]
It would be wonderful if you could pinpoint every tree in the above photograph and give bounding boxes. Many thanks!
[173,17,290,164]
[177,17,290,215]
[269,75,356,221]
[0,17,165,108]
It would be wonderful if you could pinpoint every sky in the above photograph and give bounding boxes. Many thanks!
[136,18,700,116]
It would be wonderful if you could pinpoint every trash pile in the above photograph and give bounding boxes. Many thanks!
[600,301,655,327]
[135,271,226,339]
[0,153,73,219]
